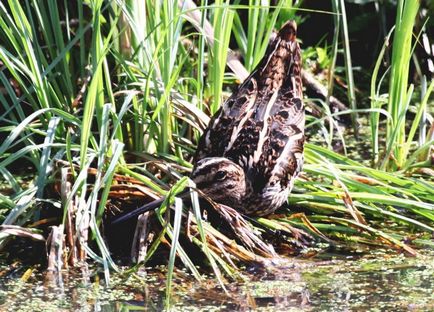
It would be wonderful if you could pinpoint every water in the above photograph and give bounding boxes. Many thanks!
[0,249,432,311]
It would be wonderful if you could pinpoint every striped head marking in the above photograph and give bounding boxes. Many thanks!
[191,157,246,207]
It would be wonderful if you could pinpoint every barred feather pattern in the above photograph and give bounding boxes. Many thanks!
[192,20,305,216]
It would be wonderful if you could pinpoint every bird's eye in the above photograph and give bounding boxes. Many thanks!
[215,170,227,181]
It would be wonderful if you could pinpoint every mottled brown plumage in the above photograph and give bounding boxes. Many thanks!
[191,20,305,216]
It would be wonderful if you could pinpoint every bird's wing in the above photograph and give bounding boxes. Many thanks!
[257,39,305,189]
[193,76,258,162]
[194,20,304,189]
[228,39,305,192]
[255,91,305,192]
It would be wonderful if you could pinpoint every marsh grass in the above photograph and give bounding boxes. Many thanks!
[0,0,433,302]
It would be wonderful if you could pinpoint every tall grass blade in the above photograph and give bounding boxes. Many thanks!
[370,29,394,166]
[165,197,183,308]
[386,0,420,169]
[210,2,234,113]
[338,0,357,134]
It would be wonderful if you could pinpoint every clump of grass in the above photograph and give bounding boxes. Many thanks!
[371,0,433,171]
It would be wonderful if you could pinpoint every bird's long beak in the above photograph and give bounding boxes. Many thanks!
[111,188,191,225]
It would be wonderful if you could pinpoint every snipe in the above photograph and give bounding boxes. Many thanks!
[113,20,304,224]
[191,20,305,216]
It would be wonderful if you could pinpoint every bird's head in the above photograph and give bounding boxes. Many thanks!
[190,157,246,207]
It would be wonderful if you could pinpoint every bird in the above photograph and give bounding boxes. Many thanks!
[113,20,304,224]
[191,20,304,216]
